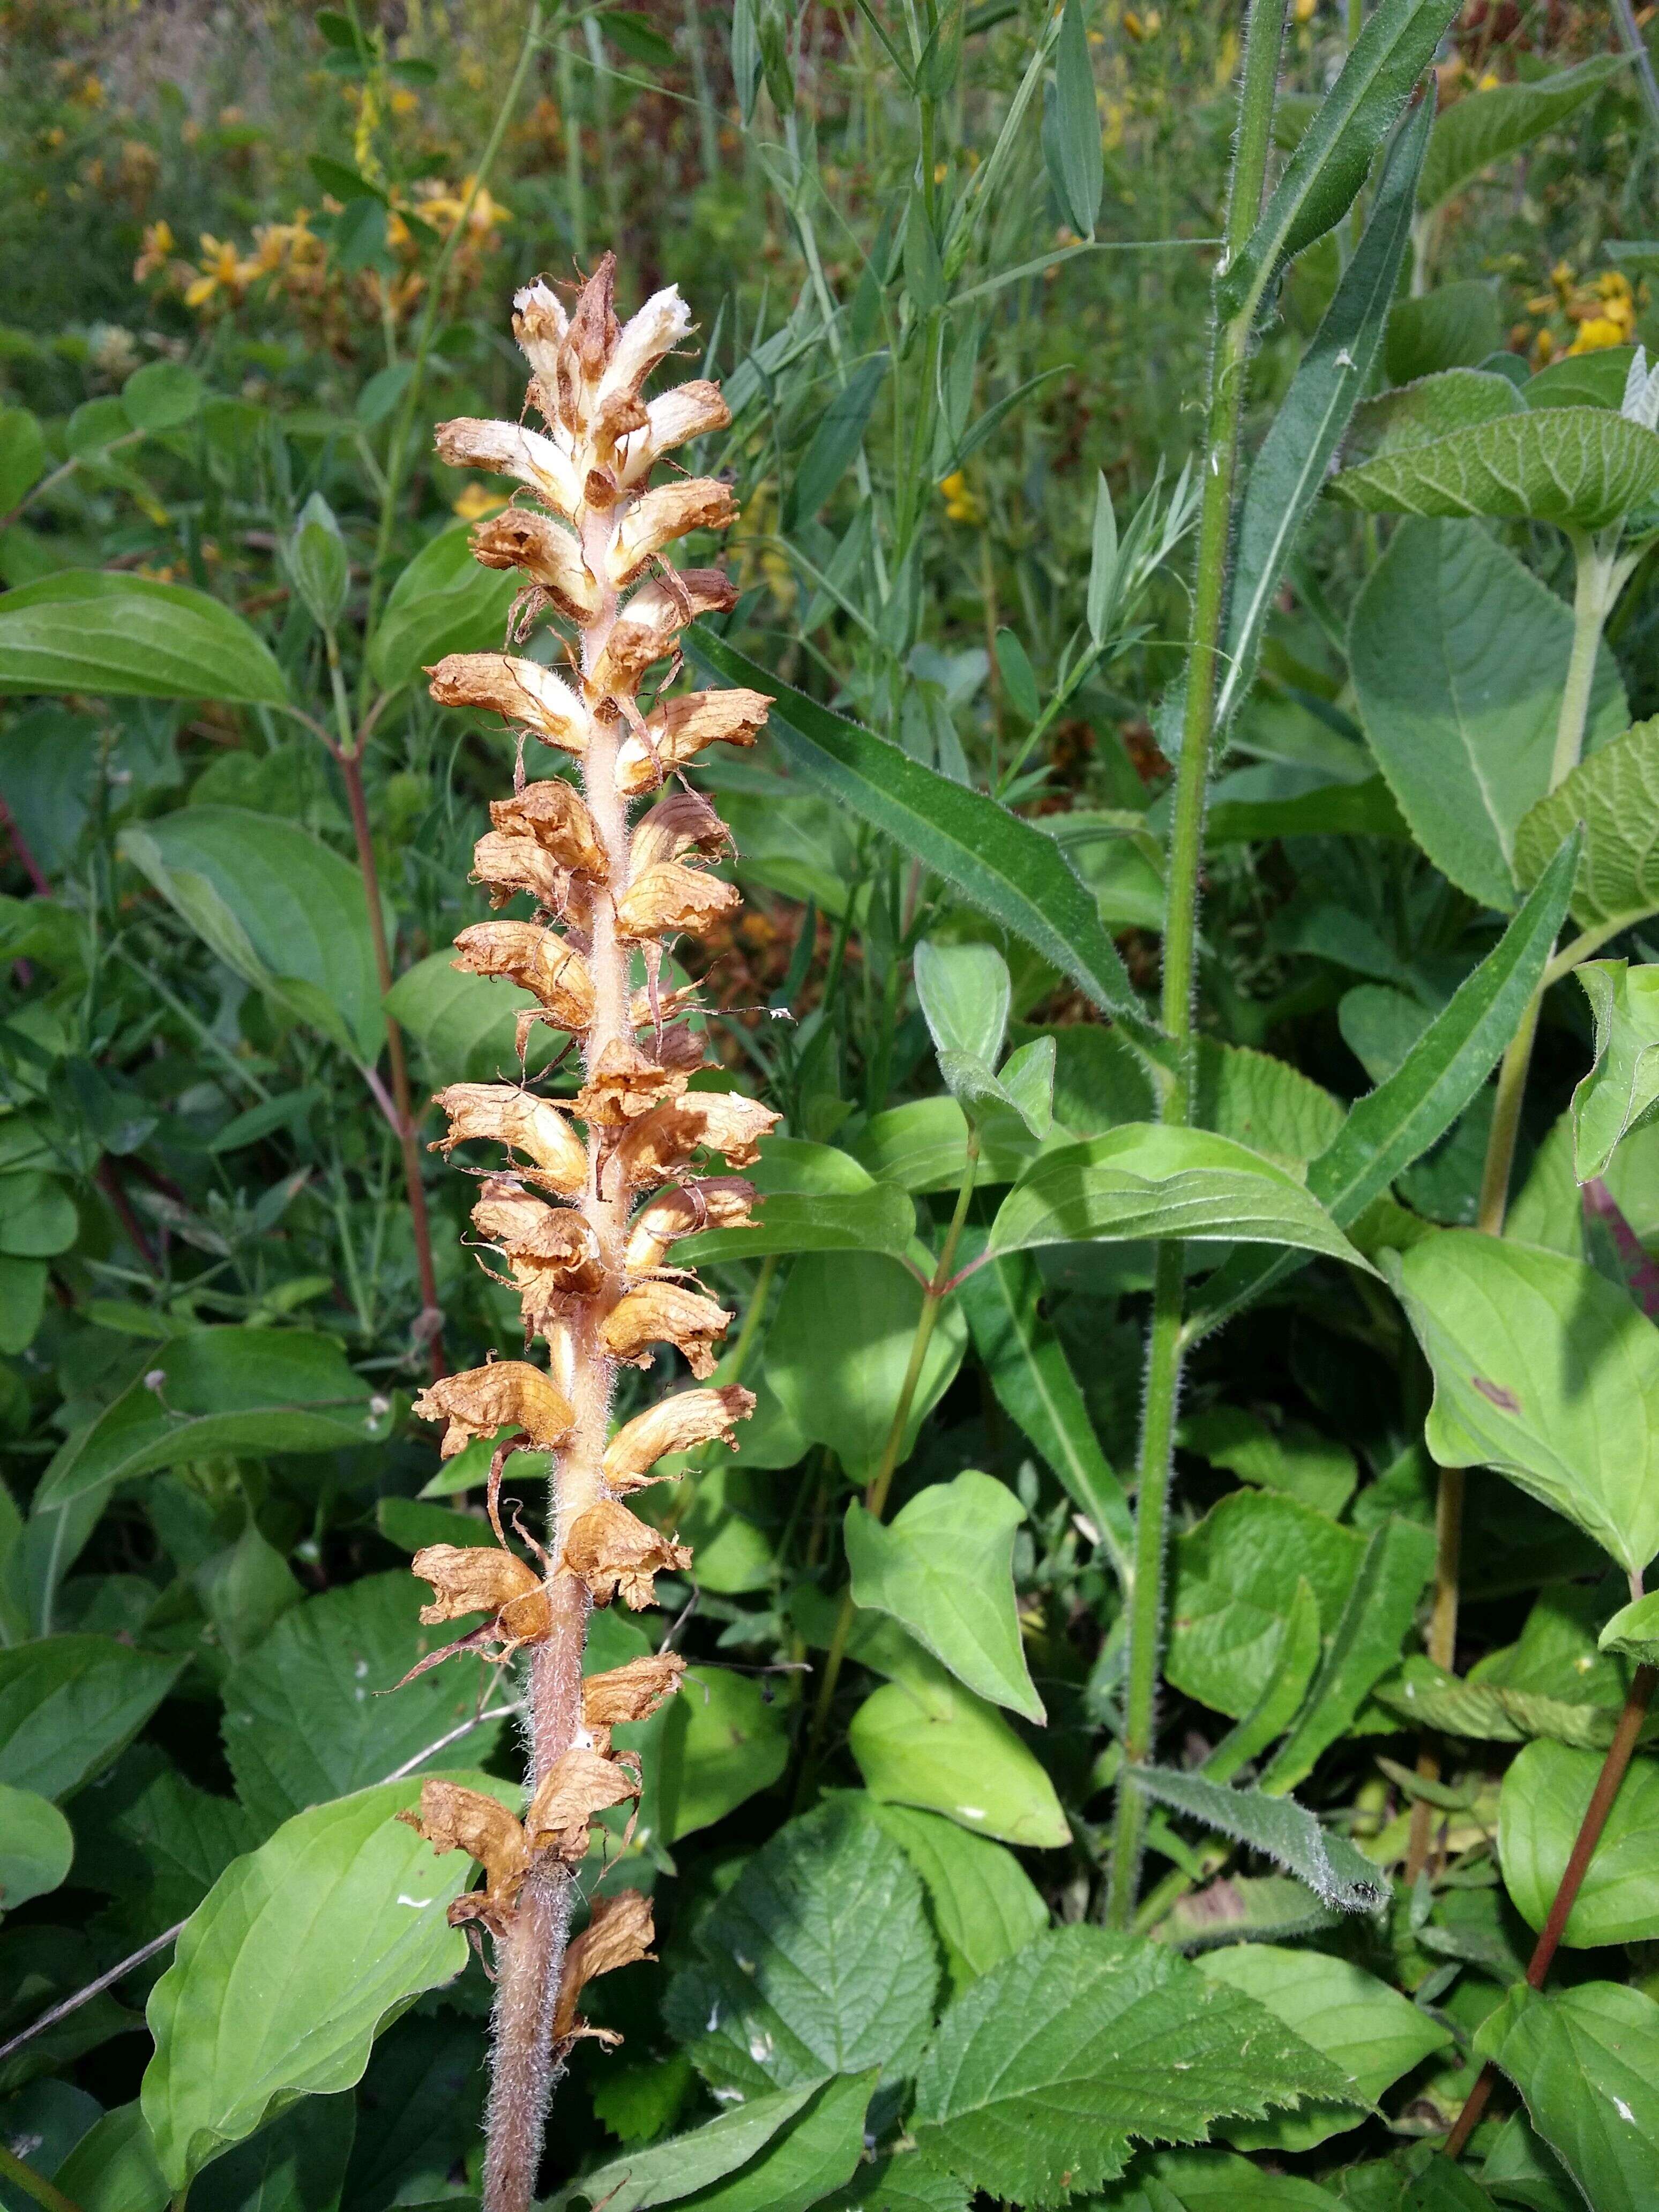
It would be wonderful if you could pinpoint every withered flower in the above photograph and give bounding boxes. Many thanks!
[550,1890,656,2050]
[630,787,731,876]
[427,652,588,756]
[593,571,736,694]
[581,1649,687,1732]
[398,1779,531,1939]
[609,480,739,584]
[431,1083,589,1194]
[615,861,741,945]
[469,508,600,623]
[602,1386,756,1490]
[623,1179,756,1272]
[489,780,607,879]
[613,1092,780,1187]
[453,921,596,1031]
[574,1038,685,1131]
[412,1361,575,1456]
[413,1541,548,1633]
[601,1282,734,1378]
[471,829,569,912]
[616,687,772,795]
[434,416,581,515]
[524,1744,641,1861]
[564,1498,692,1609]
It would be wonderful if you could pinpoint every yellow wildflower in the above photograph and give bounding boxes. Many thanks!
[452,481,510,521]
[939,470,985,526]
[184,235,249,311]
[1568,315,1630,356]
[133,219,175,283]
[391,87,420,117]
[1294,0,1317,21]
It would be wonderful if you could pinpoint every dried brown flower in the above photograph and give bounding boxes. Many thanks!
[601,1281,734,1378]
[489,780,608,879]
[602,1385,756,1490]
[593,570,737,694]
[431,1084,590,1195]
[623,1178,757,1272]
[581,1649,687,1731]
[616,687,773,795]
[564,1498,692,1609]
[550,1889,656,2049]
[413,1360,575,1456]
[427,652,587,756]
[469,509,600,623]
[523,1744,640,1861]
[398,1778,531,1939]
[612,1093,780,1187]
[615,861,741,945]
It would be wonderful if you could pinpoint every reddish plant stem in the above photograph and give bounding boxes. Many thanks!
[1444,1659,1658,2159]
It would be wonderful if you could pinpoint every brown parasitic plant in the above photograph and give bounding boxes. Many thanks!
[395,255,775,2212]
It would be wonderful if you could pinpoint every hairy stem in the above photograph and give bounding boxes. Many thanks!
[1104,0,1288,1928]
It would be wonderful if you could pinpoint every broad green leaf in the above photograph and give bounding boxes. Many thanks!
[1350,520,1626,908]
[54,2101,168,2212]
[1201,1580,1322,1785]
[571,2084,820,2211]
[1384,280,1503,384]
[0,1171,77,1257]
[629,1662,789,1844]
[910,1925,1361,2202]
[1258,1515,1434,1790]
[1419,54,1627,210]
[186,2092,355,2212]
[120,808,385,1061]
[140,1777,483,2189]
[851,1095,1053,1192]
[121,359,205,434]
[846,1471,1042,1721]
[1219,0,1459,317]
[1128,1766,1389,1915]
[985,1126,1371,1271]
[767,1252,967,1486]
[1515,715,1659,935]
[71,1758,261,1945]
[1195,1041,1346,1168]
[1388,1231,1659,1575]
[0,1638,184,1801]
[1181,1408,1356,1517]
[36,1328,391,1513]
[836,2149,972,2212]
[787,351,888,525]
[663,1797,939,2094]
[382,944,559,1083]
[914,939,1011,1069]
[1374,1656,1632,1752]
[0,1782,73,1908]
[1155,1876,1341,1955]
[954,1240,1135,1581]
[220,1574,503,1831]
[0,406,46,512]
[1600,1589,1659,1667]
[1347,367,1526,460]
[863,1799,1048,1994]
[638,2074,873,2212]
[848,1652,1068,1848]
[286,491,350,631]
[1213,92,1429,739]
[1167,1488,1364,1718]
[1099,2148,1345,2209]
[1330,408,1659,529]
[1475,1981,1659,2212]
[1572,961,1659,1180]
[0,572,287,705]
[689,630,1145,1026]
[1499,1742,1659,1946]
[1045,0,1102,237]
[1199,1945,1449,2151]
[368,524,519,690]
[749,1135,879,1197]
[677,1183,916,1266]
[1526,346,1639,411]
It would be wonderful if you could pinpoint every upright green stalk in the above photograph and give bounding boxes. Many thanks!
[1104,0,1289,1927]
[1407,527,1636,1881]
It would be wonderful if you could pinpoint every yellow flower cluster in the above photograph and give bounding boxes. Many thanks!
[939,469,985,526]
[1520,263,1644,365]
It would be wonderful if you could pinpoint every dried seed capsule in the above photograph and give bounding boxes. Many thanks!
[602,1385,755,1490]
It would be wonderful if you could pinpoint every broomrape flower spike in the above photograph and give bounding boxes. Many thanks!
[402,253,772,2212]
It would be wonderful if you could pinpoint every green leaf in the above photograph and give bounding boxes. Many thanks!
[220,1574,503,1830]
[1220,0,1459,317]
[140,1777,483,2190]
[954,1240,1135,1581]
[0,572,287,705]
[1195,1041,1346,1168]
[1350,519,1626,908]
[846,1470,1042,1721]
[848,1650,1069,1848]
[0,1782,73,1908]
[1200,1580,1322,1786]
[835,2149,971,2212]
[1388,1230,1659,1575]
[0,1171,76,1257]
[121,360,205,434]
[1045,0,1103,237]
[985,1126,1371,1273]
[1167,1488,1365,1719]
[1499,1742,1659,1947]
[0,1637,185,1801]
[1155,1878,1341,1957]
[1526,346,1639,411]
[1572,961,1659,1180]
[0,407,46,512]
[1330,408,1659,529]
[1180,1408,1356,1517]
[914,938,1010,1067]
[54,2101,168,2212]
[1384,281,1504,384]
[787,352,888,526]
[767,1252,968,1487]
[186,2093,355,2212]
[382,943,559,1083]
[910,1925,1361,2203]
[1515,715,1659,935]
[639,2074,875,2212]
[286,491,350,631]
[1127,1767,1389,1915]
[1347,367,1526,461]
[35,1328,391,1514]
[369,524,520,691]
[1213,91,1430,739]
[1099,2148,1347,2209]
[571,2084,820,2211]
[678,1183,917,1266]
[664,1798,939,2093]
[1198,1944,1449,2152]
[863,1798,1048,1994]
[1419,54,1627,210]
[120,807,385,1062]
[1600,1590,1659,1668]
[628,1662,789,1844]
[687,629,1145,1026]
[1374,1655,1632,1751]
[851,1095,1054,1192]
[1474,1980,1659,2212]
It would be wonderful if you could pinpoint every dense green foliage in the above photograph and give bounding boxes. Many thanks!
[5,3,1659,2208]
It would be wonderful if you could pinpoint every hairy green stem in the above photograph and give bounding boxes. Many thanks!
[1104,0,1288,1928]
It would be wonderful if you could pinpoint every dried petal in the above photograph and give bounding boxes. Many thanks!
[630,788,730,877]
[617,688,771,794]
[412,1540,545,1627]
[472,1178,596,1267]
[582,1650,687,1730]
[524,1744,640,1860]
[609,480,738,585]
[432,1083,589,1194]
[564,1497,692,1608]
[398,1778,530,1937]
[471,830,568,911]
[613,1092,780,1187]
[602,1385,756,1490]
[469,509,600,623]
[593,570,736,695]
[511,276,570,378]
[616,861,741,945]
[616,382,732,487]
[627,981,704,1030]
[602,1281,734,1378]
[623,1178,756,1272]
[413,1359,575,1456]
[575,1038,685,1130]
[453,921,596,1030]
[428,653,588,757]
[551,1889,656,2048]
[434,417,581,517]
[599,286,692,412]
[490,779,607,879]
